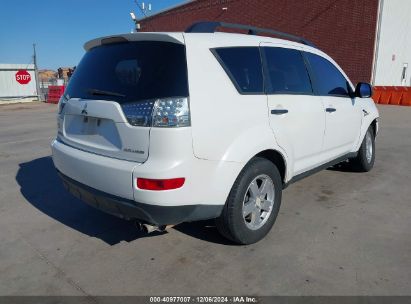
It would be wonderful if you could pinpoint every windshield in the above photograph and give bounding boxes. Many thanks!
[65,41,189,103]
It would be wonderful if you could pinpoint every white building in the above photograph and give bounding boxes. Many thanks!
[372,0,411,86]
[0,63,38,103]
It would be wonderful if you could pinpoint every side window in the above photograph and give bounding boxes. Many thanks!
[306,53,351,97]
[263,47,313,94]
[213,47,263,94]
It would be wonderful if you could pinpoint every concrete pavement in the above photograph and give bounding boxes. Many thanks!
[0,102,410,296]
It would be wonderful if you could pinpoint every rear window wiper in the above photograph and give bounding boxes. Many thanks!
[87,88,126,98]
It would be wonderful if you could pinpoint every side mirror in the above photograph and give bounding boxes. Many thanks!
[355,82,373,98]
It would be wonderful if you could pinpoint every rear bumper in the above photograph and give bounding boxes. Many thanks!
[52,138,137,200]
[52,137,241,223]
[58,171,223,225]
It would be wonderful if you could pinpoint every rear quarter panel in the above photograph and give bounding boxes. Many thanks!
[184,34,288,170]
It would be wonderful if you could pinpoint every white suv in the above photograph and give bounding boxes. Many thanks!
[52,22,379,244]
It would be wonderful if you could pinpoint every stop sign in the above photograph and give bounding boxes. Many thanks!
[15,70,31,85]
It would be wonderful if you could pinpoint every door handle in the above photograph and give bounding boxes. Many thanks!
[326,107,336,113]
[271,109,288,115]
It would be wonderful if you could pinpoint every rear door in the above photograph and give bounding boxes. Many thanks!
[304,52,362,159]
[261,43,326,175]
[59,39,189,162]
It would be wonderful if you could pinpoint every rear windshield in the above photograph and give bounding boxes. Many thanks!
[65,41,189,103]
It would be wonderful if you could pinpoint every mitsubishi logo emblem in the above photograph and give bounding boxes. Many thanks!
[81,103,88,116]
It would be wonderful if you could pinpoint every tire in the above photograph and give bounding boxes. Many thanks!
[216,157,282,245]
[351,127,375,172]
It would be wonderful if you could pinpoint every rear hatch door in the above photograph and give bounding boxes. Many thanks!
[62,98,150,162]
[58,33,187,163]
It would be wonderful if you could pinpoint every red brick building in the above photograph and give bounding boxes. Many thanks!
[139,0,379,85]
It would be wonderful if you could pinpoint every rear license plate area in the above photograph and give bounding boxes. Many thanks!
[80,117,102,135]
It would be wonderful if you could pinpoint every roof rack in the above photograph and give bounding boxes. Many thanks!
[185,21,317,48]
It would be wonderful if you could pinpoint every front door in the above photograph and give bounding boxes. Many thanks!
[304,52,362,159]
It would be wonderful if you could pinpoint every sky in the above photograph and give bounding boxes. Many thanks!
[0,0,188,70]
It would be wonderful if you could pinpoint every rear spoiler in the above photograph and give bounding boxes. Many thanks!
[84,32,185,51]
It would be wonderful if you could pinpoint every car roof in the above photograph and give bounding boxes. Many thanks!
[85,31,318,53]
[188,32,317,49]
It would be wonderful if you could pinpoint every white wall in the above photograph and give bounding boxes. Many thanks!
[0,64,38,99]
[373,0,411,86]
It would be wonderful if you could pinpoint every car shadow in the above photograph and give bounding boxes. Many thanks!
[173,220,234,246]
[16,156,233,245]
[327,160,363,173]
[16,156,163,245]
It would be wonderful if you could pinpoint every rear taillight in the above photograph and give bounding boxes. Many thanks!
[152,97,190,127]
[136,177,185,191]
[57,95,68,135]
[121,97,190,128]
[121,100,155,127]
[58,95,68,115]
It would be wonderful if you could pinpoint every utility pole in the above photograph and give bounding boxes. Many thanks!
[33,43,42,101]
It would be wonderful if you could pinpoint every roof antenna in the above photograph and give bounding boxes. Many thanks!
[129,12,141,32]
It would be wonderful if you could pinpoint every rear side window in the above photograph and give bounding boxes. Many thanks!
[262,47,313,94]
[305,53,351,97]
[65,41,188,104]
[213,47,264,94]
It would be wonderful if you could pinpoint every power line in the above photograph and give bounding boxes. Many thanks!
[134,0,149,19]
[133,0,156,31]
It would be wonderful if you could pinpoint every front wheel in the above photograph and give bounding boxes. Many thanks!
[351,127,375,172]
[216,157,282,245]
